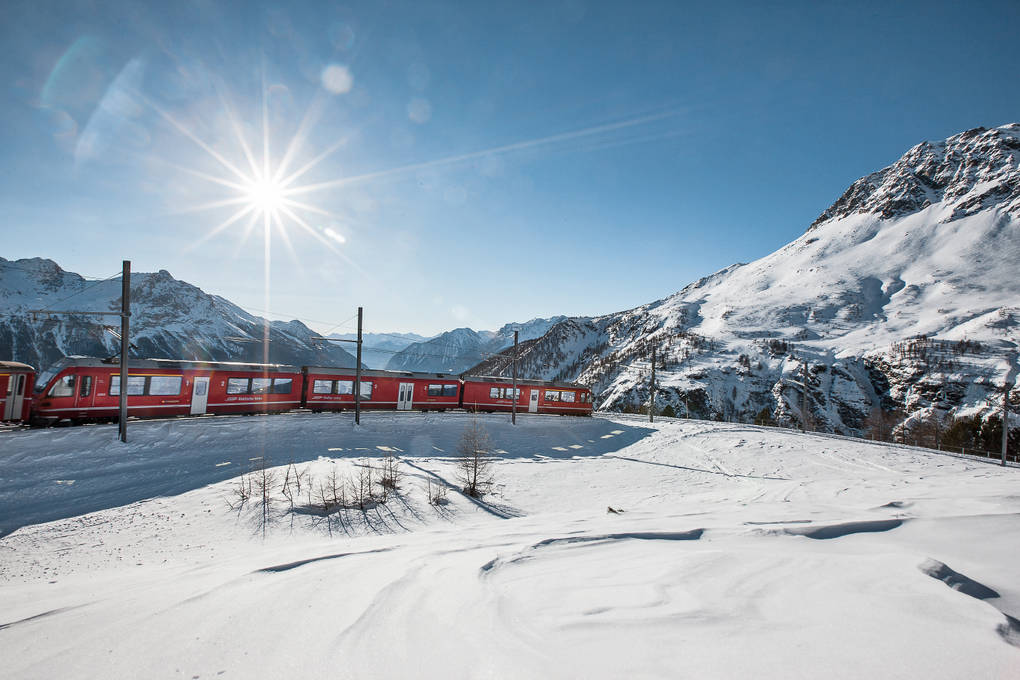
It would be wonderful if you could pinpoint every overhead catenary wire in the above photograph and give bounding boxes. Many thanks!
[24,270,124,317]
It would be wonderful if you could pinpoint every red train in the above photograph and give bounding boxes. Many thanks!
[1,361,35,422]
[3,356,592,425]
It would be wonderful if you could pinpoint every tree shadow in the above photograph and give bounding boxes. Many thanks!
[0,412,655,534]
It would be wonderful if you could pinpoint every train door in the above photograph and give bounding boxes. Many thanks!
[397,382,414,410]
[528,388,539,413]
[190,377,210,415]
[4,374,25,420]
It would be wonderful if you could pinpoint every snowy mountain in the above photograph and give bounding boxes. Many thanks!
[384,316,568,373]
[0,258,360,371]
[328,331,430,369]
[480,124,1020,434]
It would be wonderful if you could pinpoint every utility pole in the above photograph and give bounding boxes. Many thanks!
[118,260,130,443]
[28,259,131,443]
[355,306,363,426]
[310,306,364,425]
[801,360,809,432]
[1004,378,1010,467]
[649,346,656,423]
[512,330,518,425]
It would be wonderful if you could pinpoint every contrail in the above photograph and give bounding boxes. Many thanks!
[286,108,688,196]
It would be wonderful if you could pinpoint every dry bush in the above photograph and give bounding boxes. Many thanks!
[457,419,495,498]
[426,477,449,506]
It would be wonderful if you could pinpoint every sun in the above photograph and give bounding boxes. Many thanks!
[244,176,286,215]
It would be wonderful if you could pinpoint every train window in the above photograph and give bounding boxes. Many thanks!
[79,376,93,398]
[359,381,373,399]
[127,377,146,395]
[501,388,520,400]
[150,376,182,396]
[428,384,444,396]
[313,380,333,394]
[226,378,250,394]
[336,380,354,395]
[251,378,272,394]
[545,390,560,401]
[443,384,458,397]
[109,376,147,396]
[561,391,576,403]
[489,387,500,399]
[49,375,76,398]
[271,378,293,394]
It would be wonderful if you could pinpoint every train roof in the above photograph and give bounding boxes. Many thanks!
[304,366,459,380]
[462,374,589,390]
[43,356,301,372]
[0,361,35,371]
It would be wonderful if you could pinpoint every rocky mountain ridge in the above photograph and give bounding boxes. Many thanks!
[0,258,359,371]
[476,124,1020,434]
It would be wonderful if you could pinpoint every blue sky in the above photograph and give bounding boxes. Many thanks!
[3,0,1018,336]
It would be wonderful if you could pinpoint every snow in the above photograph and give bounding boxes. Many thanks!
[2,413,1018,678]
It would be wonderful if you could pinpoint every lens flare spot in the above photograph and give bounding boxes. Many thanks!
[321,64,353,94]
[323,227,346,244]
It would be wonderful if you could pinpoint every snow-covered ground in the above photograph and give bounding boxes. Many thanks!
[1,412,1018,678]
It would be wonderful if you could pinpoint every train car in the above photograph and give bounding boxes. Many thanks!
[1,361,35,423]
[303,367,462,412]
[461,375,593,416]
[32,357,302,425]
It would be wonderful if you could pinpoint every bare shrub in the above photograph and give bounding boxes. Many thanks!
[355,464,374,509]
[378,455,402,501]
[426,478,448,506]
[280,459,304,510]
[230,472,252,509]
[249,457,277,537]
[457,419,495,498]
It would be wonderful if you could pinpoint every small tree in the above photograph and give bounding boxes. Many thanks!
[458,419,495,498]
[865,407,901,442]
[754,407,775,427]
[661,404,676,418]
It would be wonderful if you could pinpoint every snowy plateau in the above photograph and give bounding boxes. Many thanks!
[474,124,1020,435]
[0,413,1018,678]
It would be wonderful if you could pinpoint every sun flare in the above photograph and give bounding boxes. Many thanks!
[244,176,286,215]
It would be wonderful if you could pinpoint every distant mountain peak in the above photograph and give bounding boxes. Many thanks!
[810,123,1020,229]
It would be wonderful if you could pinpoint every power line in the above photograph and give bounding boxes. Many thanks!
[27,270,124,316]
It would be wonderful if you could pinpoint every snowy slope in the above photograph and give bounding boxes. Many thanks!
[1,413,1018,678]
[493,124,1020,433]
[0,258,360,371]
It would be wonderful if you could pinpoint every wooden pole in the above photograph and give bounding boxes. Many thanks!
[512,330,518,425]
[118,260,130,443]
[355,306,362,425]
[801,360,808,432]
[649,346,656,423]
[1003,378,1010,466]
